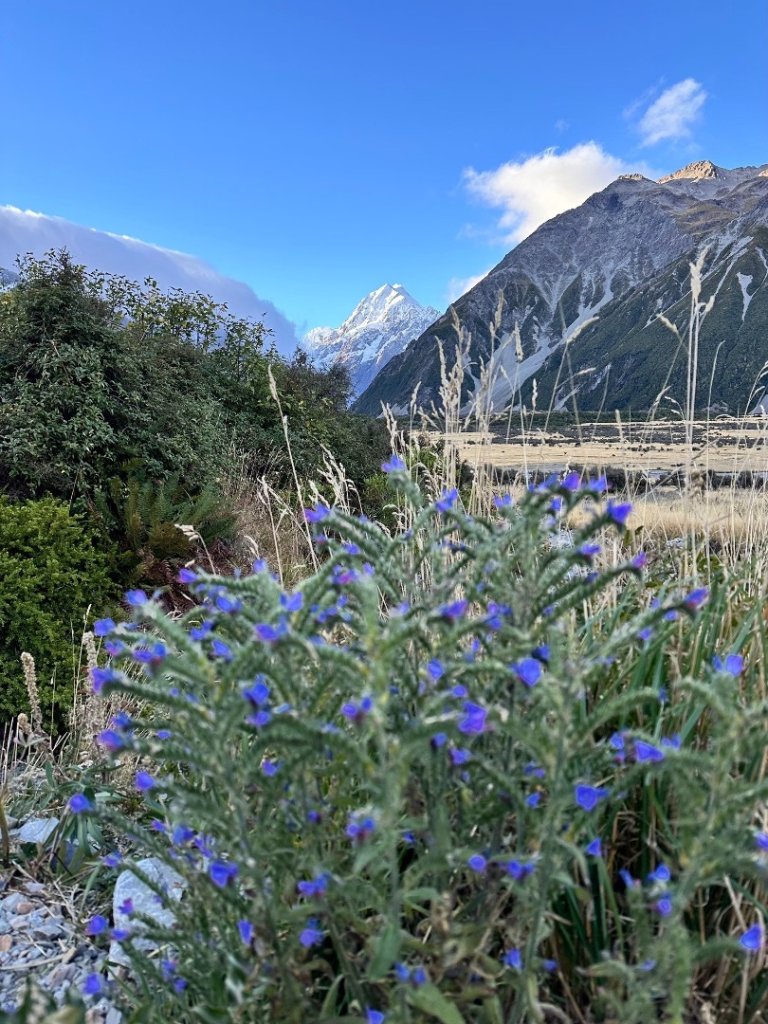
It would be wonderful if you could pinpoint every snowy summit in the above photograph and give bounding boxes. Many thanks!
[303,283,440,396]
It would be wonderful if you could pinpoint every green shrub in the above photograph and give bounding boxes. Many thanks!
[0,497,116,723]
[69,471,768,1023]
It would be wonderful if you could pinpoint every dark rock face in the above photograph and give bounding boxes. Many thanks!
[355,162,768,417]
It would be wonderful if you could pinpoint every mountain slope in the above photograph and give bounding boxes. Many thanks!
[303,284,440,395]
[0,206,299,353]
[355,161,768,416]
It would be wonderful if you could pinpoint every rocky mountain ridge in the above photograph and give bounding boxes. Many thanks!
[355,161,768,417]
[303,283,440,395]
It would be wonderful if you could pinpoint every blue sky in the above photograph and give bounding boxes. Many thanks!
[1,0,764,333]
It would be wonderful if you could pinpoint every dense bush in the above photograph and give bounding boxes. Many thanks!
[65,470,768,1022]
[0,251,389,516]
[0,497,116,721]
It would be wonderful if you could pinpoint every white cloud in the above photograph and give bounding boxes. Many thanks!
[464,142,649,245]
[0,205,300,353]
[637,79,707,146]
[446,269,491,304]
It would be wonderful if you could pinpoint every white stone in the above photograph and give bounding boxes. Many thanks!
[14,817,59,844]
[108,857,185,968]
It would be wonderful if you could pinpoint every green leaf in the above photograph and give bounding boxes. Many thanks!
[367,920,402,981]
[408,984,466,1024]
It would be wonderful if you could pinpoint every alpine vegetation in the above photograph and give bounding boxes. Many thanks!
[58,468,768,1023]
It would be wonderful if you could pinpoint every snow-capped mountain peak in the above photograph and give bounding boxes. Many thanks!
[303,284,440,396]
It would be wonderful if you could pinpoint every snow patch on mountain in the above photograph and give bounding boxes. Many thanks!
[0,205,299,354]
[303,284,440,396]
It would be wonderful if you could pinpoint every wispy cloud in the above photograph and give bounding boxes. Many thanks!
[0,205,299,353]
[446,269,491,304]
[636,78,707,146]
[464,142,650,245]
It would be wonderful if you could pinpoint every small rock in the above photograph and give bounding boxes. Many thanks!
[108,857,185,967]
[14,817,60,844]
[0,935,12,953]
[21,881,47,896]
[14,901,35,915]
[33,920,66,940]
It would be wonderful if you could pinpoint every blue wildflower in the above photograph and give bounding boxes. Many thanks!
[177,567,197,584]
[346,813,376,844]
[606,501,632,526]
[574,784,609,812]
[135,771,156,793]
[493,493,513,508]
[342,695,374,725]
[511,658,542,688]
[238,920,254,945]
[124,589,148,607]
[439,599,468,623]
[458,701,487,735]
[261,759,279,777]
[427,659,445,681]
[211,638,233,661]
[97,729,124,753]
[740,925,764,952]
[366,1011,386,1024]
[280,591,304,613]
[562,471,581,491]
[93,618,116,637]
[297,872,330,899]
[634,740,664,764]
[648,864,671,884]
[68,794,91,815]
[243,679,270,706]
[381,454,406,473]
[755,832,768,851]
[299,918,324,948]
[255,619,288,643]
[655,895,673,917]
[526,793,542,808]
[503,948,523,970]
[304,503,331,524]
[91,666,120,695]
[683,587,708,611]
[435,488,458,513]
[713,653,744,676]
[431,732,448,749]
[450,747,471,766]
[82,974,103,997]
[586,838,602,857]
[102,851,121,868]
[506,859,535,881]
[209,861,238,887]
[85,915,108,936]
[467,853,487,873]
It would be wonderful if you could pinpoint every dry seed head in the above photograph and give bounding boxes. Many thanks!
[20,652,42,734]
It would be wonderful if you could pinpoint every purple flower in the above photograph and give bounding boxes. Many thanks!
[102,851,121,868]
[238,919,254,945]
[261,759,279,777]
[450,747,471,766]
[574,784,609,812]
[209,860,238,887]
[740,925,764,952]
[255,620,288,643]
[431,732,448,749]
[82,973,103,996]
[110,927,130,942]
[458,701,487,735]
[526,792,542,808]
[381,454,406,473]
[683,587,708,611]
[97,729,124,753]
[178,567,197,584]
[435,488,458,513]
[634,740,664,764]
[132,643,167,669]
[299,918,324,948]
[91,666,120,695]
[493,494,514,508]
[755,832,768,851]
[211,638,233,661]
[135,771,156,793]
[579,543,601,560]
[297,872,330,899]
[606,501,632,526]
[367,1011,386,1024]
[342,695,374,725]
[69,793,92,815]
[171,825,195,846]
[189,619,214,641]
[562,471,581,491]
[713,653,743,676]
[631,551,648,569]
[346,813,376,844]
[124,589,148,607]
[156,728,172,740]
[587,475,608,494]
[506,859,535,881]
[215,592,242,614]
[511,658,542,688]
[655,895,673,917]
[243,679,270,707]
[93,617,116,637]
[585,838,602,857]
[439,599,468,623]
[86,914,108,936]
[467,853,487,873]
[118,898,134,916]
[304,503,331,524]
[648,864,671,884]
[280,591,304,613]
[427,659,444,681]
[503,948,523,970]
